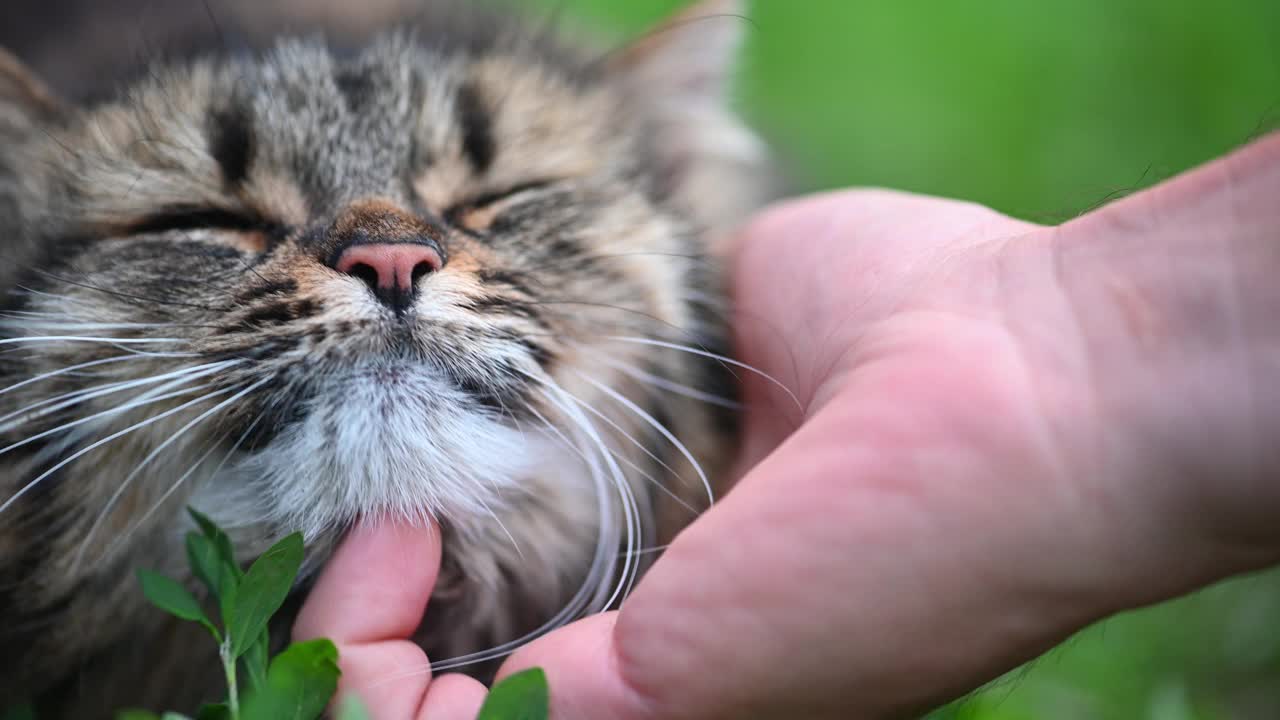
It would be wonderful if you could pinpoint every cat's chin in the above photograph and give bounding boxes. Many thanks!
[199,361,543,541]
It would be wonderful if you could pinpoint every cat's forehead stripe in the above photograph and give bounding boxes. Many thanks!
[333,64,378,114]
[455,81,494,174]
[208,104,254,189]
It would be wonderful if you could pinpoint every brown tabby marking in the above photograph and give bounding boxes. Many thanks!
[0,0,769,714]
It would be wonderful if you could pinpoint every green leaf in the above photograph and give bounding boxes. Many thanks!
[476,668,549,720]
[137,569,218,640]
[187,507,241,579]
[114,712,160,720]
[242,630,270,692]
[160,714,194,720]
[228,533,304,658]
[195,704,231,720]
[186,532,226,600]
[334,696,371,720]
[240,639,340,720]
[217,561,239,629]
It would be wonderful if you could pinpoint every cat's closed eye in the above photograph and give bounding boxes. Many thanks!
[120,180,556,253]
[446,180,558,235]
[124,205,287,253]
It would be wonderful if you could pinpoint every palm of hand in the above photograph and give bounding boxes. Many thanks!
[603,182,1280,718]
[507,191,1109,719]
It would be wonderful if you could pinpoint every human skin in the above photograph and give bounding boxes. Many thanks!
[294,131,1280,719]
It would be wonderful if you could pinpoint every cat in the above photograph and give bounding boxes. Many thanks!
[0,0,769,714]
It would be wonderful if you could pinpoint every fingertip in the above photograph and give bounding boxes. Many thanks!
[498,612,654,720]
[295,516,443,644]
[418,673,488,720]
[334,642,432,720]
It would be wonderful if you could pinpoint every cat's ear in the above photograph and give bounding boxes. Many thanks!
[0,48,63,126]
[610,0,771,248]
[613,0,745,104]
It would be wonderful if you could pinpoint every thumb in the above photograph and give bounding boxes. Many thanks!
[496,612,656,720]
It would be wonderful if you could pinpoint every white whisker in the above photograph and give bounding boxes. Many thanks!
[114,408,268,553]
[528,399,632,611]
[605,447,697,517]
[581,346,740,409]
[0,355,156,399]
[72,377,270,569]
[0,383,241,516]
[0,321,199,332]
[477,492,525,561]
[0,374,173,430]
[0,310,71,320]
[531,374,698,516]
[0,335,188,346]
[0,360,238,443]
[575,372,714,509]
[538,376,642,615]
[607,335,803,412]
[11,286,103,312]
[619,544,670,558]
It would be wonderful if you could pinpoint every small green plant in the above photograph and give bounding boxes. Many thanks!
[475,668,550,720]
[117,508,549,720]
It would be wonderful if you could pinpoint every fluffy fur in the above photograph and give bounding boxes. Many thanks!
[0,0,768,714]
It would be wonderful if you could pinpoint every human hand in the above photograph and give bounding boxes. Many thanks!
[293,520,488,719]
[497,132,1280,718]
[297,133,1280,719]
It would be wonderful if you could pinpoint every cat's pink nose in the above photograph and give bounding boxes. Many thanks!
[333,243,443,312]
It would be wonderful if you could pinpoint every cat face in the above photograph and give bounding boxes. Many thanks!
[16,33,710,534]
[0,0,767,708]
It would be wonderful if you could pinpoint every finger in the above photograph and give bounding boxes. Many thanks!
[417,673,488,720]
[294,518,443,719]
[497,612,654,720]
[294,518,443,643]
[335,643,433,720]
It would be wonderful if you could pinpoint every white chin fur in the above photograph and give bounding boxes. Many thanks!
[196,362,539,540]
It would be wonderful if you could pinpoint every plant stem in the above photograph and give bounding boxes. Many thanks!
[221,637,240,720]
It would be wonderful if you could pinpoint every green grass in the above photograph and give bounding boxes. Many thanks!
[518,1,1280,717]
[537,0,1279,219]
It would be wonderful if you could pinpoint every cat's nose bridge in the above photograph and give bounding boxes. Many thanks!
[325,198,448,314]
[329,198,445,248]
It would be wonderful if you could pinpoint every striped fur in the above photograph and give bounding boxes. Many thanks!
[0,0,768,713]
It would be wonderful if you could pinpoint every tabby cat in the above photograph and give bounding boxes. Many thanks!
[0,0,768,714]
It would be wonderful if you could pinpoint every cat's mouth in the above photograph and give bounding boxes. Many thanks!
[209,357,538,536]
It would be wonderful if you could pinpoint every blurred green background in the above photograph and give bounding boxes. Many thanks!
[535,0,1279,220]
[521,1,1280,718]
